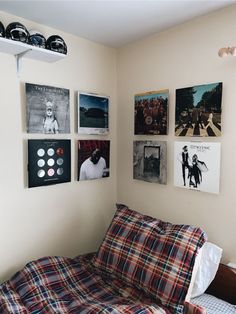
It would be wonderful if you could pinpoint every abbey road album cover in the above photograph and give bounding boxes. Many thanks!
[78,92,109,135]
[174,141,221,194]
[175,82,222,137]
[133,140,167,184]
[134,90,169,135]
[26,83,70,134]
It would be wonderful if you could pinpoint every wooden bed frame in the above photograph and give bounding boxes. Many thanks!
[206,263,236,305]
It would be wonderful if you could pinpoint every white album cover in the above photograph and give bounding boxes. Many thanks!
[78,92,109,135]
[174,141,221,194]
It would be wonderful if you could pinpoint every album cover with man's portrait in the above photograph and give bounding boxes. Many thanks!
[78,92,109,135]
[77,140,110,181]
[175,82,222,137]
[174,141,221,194]
[28,139,71,188]
[26,83,70,134]
[134,90,169,135]
[133,140,167,184]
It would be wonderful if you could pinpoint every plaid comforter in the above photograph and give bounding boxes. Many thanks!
[0,253,206,314]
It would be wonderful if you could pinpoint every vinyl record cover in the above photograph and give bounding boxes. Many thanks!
[78,140,110,181]
[175,82,222,137]
[133,140,167,184]
[26,83,70,134]
[134,90,168,135]
[28,139,71,188]
[78,92,109,135]
[174,141,221,194]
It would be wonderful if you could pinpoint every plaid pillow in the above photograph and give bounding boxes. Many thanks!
[93,204,207,314]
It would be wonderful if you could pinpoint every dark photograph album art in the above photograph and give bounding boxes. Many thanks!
[133,140,167,184]
[77,140,110,181]
[26,83,70,134]
[134,89,169,135]
[78,92,109,135]
[175,82,222,137]
[28,139,71,188]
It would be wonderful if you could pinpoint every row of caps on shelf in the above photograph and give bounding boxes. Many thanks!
[0,21,67,55]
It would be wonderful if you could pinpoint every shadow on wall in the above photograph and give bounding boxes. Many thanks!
[0,204,114,283]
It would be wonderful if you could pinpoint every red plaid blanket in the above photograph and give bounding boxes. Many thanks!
[0,253,206,314]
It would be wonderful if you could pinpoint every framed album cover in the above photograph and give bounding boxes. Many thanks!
[26,83,70,134]
[28,139,71,188]
[175,82,222,137]
[78,92,109,135]
[133,140,167,184]
[174,141,221,194]
[134,89,169,135]
[78,140,110,181]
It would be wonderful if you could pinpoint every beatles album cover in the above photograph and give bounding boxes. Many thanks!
[28,139,71,188]
[134,90,169,135]
[78,92,109,135]
[133,140,167,184]
[26,83,70,134]
[78,140,110,181]
[175,82,222,137]
[174,141,221,194]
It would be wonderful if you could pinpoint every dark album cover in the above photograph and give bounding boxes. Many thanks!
[78,140,110,181]
[28,139,71,188]
[26,83,70,134]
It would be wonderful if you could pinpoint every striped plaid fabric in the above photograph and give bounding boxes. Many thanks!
[93,204,207,314]
[0,253,171,314]
[184,302,207,314]
[0,253,206,313]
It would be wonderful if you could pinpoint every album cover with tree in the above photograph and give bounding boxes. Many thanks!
[175,82,222,137]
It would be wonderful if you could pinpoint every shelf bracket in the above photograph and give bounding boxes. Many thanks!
[15,49,32,77]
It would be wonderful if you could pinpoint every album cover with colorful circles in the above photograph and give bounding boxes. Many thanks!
[28,139,71,188]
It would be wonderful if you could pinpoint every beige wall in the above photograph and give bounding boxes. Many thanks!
[0,11,117,282]
[117,5,236,263]
[1,5,236,283]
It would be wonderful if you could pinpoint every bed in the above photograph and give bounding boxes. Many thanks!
[0,204,235,314]
[206,263,236,305]
[191,263,236,313]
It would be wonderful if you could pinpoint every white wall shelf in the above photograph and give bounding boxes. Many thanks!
[0,37,66,62]
[0,37,66,76]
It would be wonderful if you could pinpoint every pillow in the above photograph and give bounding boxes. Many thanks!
[191,242,222,298]
[185,245,203,302]
[93,204,207,313]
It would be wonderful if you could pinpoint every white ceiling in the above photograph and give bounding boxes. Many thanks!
[0,0,235,47]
